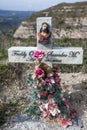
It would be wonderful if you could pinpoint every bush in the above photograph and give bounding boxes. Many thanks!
[0,63,16,87]
[0,52,4,59]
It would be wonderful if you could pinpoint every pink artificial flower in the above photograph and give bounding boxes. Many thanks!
[34,68,45,78]
[45,77,55,87]
[40,102,60,117]
[33,50,44,59]
[42,111,50,118]
[34,85,38,89]
[57,118,72,128]
[39,95,60,118]
[48,95,55,104]
[39,78,45,85]
[39,103,48,112]
[39,103,50,117]
[48,103,60,116]
[48,95,60,116]
[45,78,52,87]
[37,92,42,98]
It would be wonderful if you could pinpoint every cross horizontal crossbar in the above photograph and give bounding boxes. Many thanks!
[8,46,83,64]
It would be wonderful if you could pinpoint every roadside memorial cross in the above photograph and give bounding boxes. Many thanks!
[8,17,83,129]
[8,17,83,65]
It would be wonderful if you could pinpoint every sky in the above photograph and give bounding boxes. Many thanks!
[0,0,86,11]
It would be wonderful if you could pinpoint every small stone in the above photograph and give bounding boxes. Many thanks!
[72,118,78,126]
[77,118,83,128]
[11,114,30,122]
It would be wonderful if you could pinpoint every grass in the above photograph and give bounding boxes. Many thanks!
[53,38,87,73]
[0,102,19,126]
[0,52,5,59]
[0,63,17,88]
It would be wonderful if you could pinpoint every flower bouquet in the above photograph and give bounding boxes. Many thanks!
[25,50,78,128]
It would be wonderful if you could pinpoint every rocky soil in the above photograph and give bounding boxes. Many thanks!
[13,17,87,39]
[0,73,87,130]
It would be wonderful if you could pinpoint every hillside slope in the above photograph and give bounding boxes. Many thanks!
[14,1,87,39]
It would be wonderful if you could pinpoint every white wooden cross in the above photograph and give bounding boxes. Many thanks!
[8,17,83,65]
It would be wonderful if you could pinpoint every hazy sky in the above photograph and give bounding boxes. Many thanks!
[0,0,86,11]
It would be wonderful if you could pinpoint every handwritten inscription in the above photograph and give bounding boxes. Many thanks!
[12,50,27,58]
[8,47,83,64]
[47,51,67,57]
[69,51,80,57]
[11,50,81,63]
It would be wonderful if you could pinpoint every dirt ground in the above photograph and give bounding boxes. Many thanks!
[60,73,87,130]
[0,72,87,129]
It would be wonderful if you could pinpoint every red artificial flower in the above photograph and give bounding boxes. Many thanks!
[53,66,59,72]
[54,73,59,77]
[70,109,77,117]
[57,118,72,128]
[64,101,71,108]
[43,91,48,97]
[34,68,45,78]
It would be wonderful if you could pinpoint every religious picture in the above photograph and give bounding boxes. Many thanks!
[38,22,51,44]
